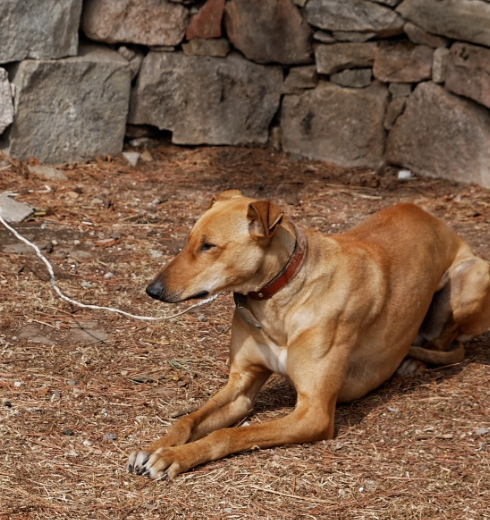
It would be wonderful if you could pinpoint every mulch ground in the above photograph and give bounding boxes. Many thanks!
[0,144,489,520]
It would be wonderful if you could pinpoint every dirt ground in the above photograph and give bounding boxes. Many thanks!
[0,144,489,520]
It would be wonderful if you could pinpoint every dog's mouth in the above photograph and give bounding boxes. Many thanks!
[146,278,211,303]
[183,290,210,301]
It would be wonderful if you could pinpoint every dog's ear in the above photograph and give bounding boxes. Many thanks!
[210,189,243,207]
[247,200,284,239]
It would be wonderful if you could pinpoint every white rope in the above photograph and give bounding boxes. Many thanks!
[0,214,220,321]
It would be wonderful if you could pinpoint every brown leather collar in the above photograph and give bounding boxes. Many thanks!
[247,224,307,300]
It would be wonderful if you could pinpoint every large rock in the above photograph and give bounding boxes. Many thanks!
[0,69,14,134]
[445,43,490,111]
[397,0,490,48]
[330,68,372,88]
[403,22,449,48]
[280,81,389,168]
[224,0,312,64]
[303,0,404,37]
[2,45,131,164]
[82,0,188,46]
[129,52,283,145]
[386,82,490,188]
[0,0,82,63]
[374,41,433,83]
[315,43,377,75]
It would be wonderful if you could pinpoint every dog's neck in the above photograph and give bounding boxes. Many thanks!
[248,222,307,300]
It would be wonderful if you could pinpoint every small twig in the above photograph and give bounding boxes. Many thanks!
[0,214,220,321]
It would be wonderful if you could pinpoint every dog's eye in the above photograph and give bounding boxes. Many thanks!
[200,243,216,252]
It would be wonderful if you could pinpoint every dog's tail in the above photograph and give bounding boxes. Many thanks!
[408,342,465,365]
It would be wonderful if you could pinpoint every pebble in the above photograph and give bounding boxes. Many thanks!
[476,427,489,436]
[104,432,118,441]
[150,249,163,259]
[140,150,153,162]
[83,439,93,447]
[104,272,114,280]
[0,192,35,223]
[67,380,77,386]
[123,151,140,167]
[397,169,413,180]
[62,429,74,436]
[198,315,208,322]
[14,381,23,388]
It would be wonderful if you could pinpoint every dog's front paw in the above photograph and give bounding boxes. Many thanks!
[127,448,186,480]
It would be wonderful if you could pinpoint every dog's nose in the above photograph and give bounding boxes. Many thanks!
[146,279,165,300]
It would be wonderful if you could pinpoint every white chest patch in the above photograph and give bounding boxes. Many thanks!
[265,345,288,376]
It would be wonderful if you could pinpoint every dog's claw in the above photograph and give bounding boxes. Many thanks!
[127,450,152,476]
[127,449,174,480]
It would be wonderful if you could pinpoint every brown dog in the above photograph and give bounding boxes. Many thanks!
[127,190,490,479]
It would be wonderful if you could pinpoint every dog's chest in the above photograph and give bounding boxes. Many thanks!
[262,344,288,376]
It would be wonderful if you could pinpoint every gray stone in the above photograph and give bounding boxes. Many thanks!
[389,83,412,98]
[282,66,318,94]
[386,82,490,188]
[129,52,283,146]
[27,165,68,181]
[280,81,389,168]
[2,45,131,164]
[224,0,312,64]
[384,97,406,130]
[330,68,372,88]
[315,43,377,75]
[0,0,82,63]
[81,0,188,47]
[404,22,449,48]
[313,31,335,44]
[0,193,35,223]
[374,41,433,83]
[182,38,230,57]
[304,0,404,37]
[333,31,376,43]
[432,47,450,84]
[445,43,490,110]
[397,0,490,48]
[0,69,14,134]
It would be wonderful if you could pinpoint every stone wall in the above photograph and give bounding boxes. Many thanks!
[1,0,490,188]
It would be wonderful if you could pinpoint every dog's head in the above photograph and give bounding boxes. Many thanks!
[146,190,285,302]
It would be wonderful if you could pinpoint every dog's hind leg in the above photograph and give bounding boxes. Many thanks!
[407,255,490,370]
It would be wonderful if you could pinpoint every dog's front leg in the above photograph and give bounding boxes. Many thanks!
[127,367,270,477]
[128,338,349,479]
[128,385,337,480]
